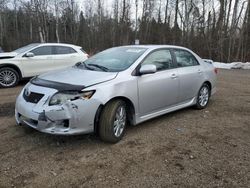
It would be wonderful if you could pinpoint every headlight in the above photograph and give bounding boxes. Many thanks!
[49,90,95,106]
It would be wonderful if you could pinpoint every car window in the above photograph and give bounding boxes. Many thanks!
[142,49,174,71]
[174,50,199,67]
[30,46,53,56]
[81,47,147,72]
[54,46,77,54]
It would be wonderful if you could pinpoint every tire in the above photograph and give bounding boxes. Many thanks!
[0,67,20,88]
[195,83,210,109]
[99,100,127,143]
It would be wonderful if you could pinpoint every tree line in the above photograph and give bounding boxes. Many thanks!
[0,0,249,62]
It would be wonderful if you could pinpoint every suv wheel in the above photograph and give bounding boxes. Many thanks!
[99,100,127,143]
[0,67,19,88]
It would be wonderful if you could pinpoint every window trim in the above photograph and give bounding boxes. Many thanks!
[26,45,77,57]
[133,48,177,76]
[172,48,200,68]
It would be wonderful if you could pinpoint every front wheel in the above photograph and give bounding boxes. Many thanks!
[0,67,19,88]
[99,100,127,143]
[195,83,210,109]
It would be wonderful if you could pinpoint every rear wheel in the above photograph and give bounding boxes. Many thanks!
[0,67,19,88]
[99,100,127,143]
[195,83,210,109]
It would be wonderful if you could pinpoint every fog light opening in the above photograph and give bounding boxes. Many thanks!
[63,120,69,128]
[55,119,69,128]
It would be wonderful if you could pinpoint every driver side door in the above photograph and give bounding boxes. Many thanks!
[19,46,54,77]
[137,49,179,116]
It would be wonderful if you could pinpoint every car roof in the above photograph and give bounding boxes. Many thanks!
[37,43,82,48]
[122,45,191,51]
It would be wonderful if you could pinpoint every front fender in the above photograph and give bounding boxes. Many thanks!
[87,77,139,116]
[0,63,23,78]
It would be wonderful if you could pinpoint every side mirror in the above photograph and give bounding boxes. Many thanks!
[25,52,34,57]
[139,64,157,75]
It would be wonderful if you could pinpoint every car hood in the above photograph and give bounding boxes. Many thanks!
[36,67,118,89]
[0,52,17,59]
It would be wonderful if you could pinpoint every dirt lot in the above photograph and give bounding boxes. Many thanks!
[0,69,249,188]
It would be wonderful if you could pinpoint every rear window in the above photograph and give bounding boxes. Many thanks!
[54,46,77,54]
[174,49,199,67]
[80,48,87,54]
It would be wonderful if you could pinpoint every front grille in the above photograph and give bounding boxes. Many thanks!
[23,90,44,104]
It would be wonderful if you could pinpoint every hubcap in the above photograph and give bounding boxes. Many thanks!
[198,86,209,107]
[113,106,126,137]
[0,70,17,87]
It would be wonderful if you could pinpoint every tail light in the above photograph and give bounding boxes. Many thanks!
[214,68,218,74]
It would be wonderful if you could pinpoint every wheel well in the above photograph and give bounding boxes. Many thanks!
[204,81,212,91]
[0,64,22,78]
[94,97,136,134]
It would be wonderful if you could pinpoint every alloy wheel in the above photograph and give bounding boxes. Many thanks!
[198,86,209,107]
[113,106,126,137]
[0,69,17,87]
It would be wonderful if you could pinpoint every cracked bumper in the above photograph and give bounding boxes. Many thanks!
[15,84,101,135]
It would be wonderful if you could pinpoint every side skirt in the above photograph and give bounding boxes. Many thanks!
[136,97,197,124]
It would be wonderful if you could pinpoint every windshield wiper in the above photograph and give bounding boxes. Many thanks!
[87,63,109,72]
[75,62,94,70]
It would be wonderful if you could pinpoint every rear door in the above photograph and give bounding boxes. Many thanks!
[173,49,204,103]
[52,46,81,69]
[137,49,179,116]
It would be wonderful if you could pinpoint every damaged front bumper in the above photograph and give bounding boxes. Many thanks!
[15,84,101,135]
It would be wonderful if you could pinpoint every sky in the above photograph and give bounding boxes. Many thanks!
[76,0,143,19]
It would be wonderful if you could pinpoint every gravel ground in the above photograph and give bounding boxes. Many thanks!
[0,69,249,188]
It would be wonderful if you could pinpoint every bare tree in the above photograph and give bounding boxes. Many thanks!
[0,0,5,45]
[0,0,248,62]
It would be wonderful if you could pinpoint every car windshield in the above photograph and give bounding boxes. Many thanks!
[77,47,147,72]
[13,43,39,54]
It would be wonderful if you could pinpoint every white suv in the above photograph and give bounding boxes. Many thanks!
[0,43,88,88]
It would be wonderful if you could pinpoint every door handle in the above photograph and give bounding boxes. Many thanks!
[171,74,178,79]
[198,69,203,74]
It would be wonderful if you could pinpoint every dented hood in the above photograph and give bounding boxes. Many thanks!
[0,52,17,59]
[37,67,118,88]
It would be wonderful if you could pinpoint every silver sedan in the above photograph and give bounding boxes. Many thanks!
[15,45,217,143]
